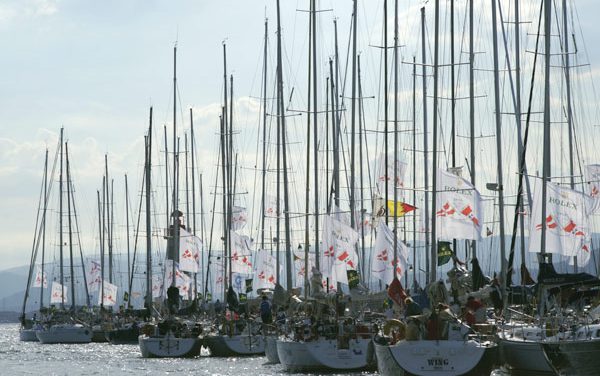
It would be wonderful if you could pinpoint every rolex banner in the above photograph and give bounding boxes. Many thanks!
[437,241,453,266]
[529,181,593,266]
[435,169,483,241]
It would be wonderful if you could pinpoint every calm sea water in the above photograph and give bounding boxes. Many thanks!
[0,324,510,375]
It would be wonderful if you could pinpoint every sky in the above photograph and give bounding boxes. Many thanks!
[2,0,600,280]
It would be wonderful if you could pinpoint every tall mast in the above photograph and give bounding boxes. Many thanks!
[491,0,508,308]
[430,0,440,283]
[101,176,105,309]
[164,125,170,228]
[171,45,179,287]
[514,0,526,282]
[190,109,198,298]
[260,18,269,250]
[393,0,399,277]
[221,42,230,293]
[383,0,389,225]
[185,134,190,231]
[219,111,228,296]
[412,56,417,289]
[540,0,552,259]
[228,75,234,286]
[333,19,341,210]
[59,127,64,308]
[105,155,112,284]
[110,178,114,284]
[65,143,76,310]
[421,7,430,283]
[469,0,476,261]
[276,0,293,289]
[562,0,576,271]
[350,0,357,229]
[358,55,366,278]
[311,0,319,280]
[303,0,312,297]
[145,107,153,313]
[40,149,48,310]
[97,190,103,310]
[125,174,131,308]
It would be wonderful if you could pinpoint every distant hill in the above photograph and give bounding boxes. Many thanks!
[0,265,29,311]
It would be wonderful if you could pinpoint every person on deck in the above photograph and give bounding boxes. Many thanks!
[465,296,486,325]
[260,295,272,324]
[404,297,423,317]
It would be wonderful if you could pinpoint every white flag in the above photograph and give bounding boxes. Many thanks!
[230,231,253,274]
[86,260,102,292]
[529,181,592,264]
[151,274,163,299]
[371,222,408,285]
[33,266,47,288]
[435,169,483,241]
[213,259,225,293]
[50,282,67,304]
[585,164,600,214]
[179,228,202,273]
[264,195,282,218]
[254,250,277,290]
[376,153,408,197]
[175,269,191,298]
[321,215,359,285]
[98,280,118,306]
[293,248,315,289]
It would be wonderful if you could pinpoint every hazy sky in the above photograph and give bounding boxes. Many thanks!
[2,0,600,273]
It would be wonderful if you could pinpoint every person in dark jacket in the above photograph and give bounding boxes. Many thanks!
[260,295,272,324]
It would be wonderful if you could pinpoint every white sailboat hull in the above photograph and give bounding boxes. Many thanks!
[36,324,92,344]
[138,333,202,358]
[19,328,39,342]
[277,337,374,372]
[376,339,496,376]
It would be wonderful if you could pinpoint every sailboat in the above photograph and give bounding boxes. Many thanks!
[36,129,93,344]
[498,0,600,374]
[138,46,203,358]
[200,40,266,357]
[19,147,51,342]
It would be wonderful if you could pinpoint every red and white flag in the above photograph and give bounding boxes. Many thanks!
[371,222,409,285]
[230,231,253,275]
[264,195,282,218]
[529,181,593,265]
[50,282,67,304]
[179,228,202,273]
[376,152,408,198]
[98,280,118,306]
[231,206,248,231]
[321,215,359,285]
[33,266,47,288]
[254,249,277,290]
[86,260,102,292]
[435,169,483,241]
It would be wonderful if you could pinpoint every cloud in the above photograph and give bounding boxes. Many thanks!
[0,0,58,25]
